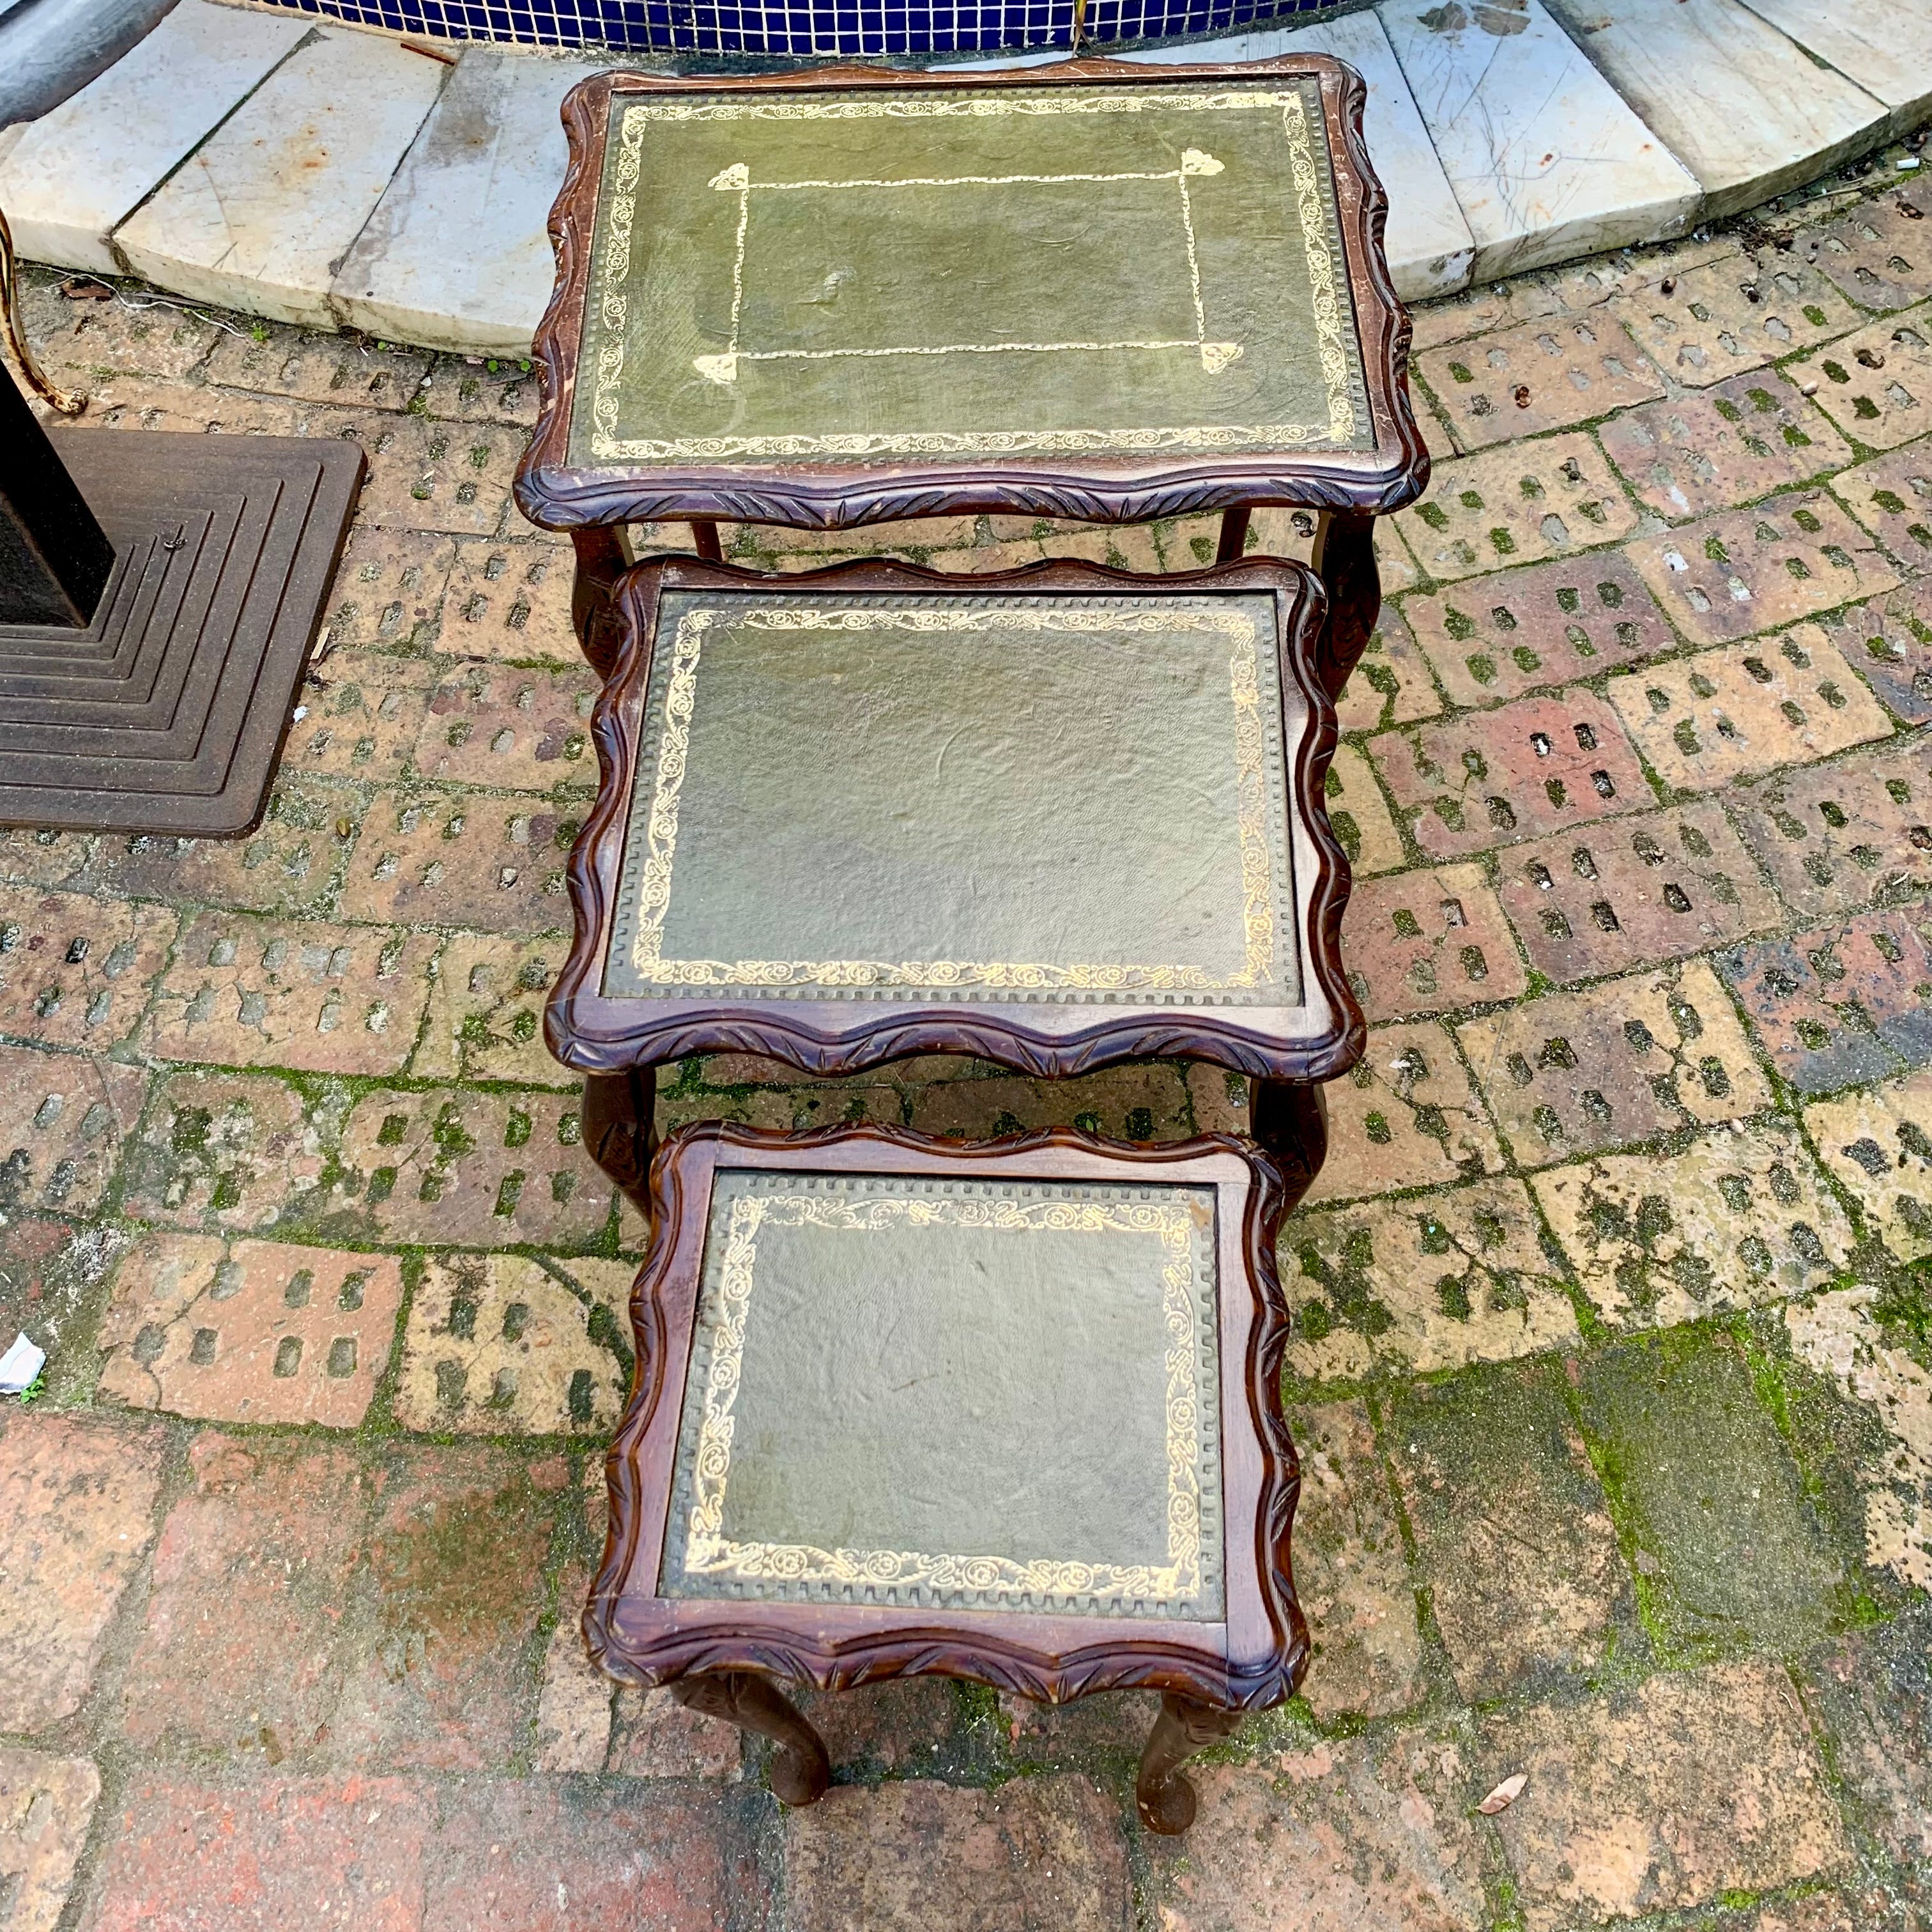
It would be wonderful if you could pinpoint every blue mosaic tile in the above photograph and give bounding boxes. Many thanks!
[250,0,1344,55]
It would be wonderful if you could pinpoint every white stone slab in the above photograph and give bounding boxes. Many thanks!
[114,27,448,327]
[1733,0,1932,134]
[330,47,608,354]
[1543,0,1887,221]
[0,1,305,275]
[1379,0,1700,282]
[1168,13,1476,300]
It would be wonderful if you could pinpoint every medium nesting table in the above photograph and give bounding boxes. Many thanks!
[546,555,1360,1206]
[514,55,1428,697]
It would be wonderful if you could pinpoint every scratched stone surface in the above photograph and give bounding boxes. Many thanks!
[10,166,1932,1922]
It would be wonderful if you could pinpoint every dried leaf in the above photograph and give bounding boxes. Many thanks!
[1478,1773,1527,1814]
[58,277,113,301]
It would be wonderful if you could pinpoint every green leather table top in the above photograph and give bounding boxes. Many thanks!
[660,1168,1226,1619]
[571,75,1372,471]
[602,587,1306,1009]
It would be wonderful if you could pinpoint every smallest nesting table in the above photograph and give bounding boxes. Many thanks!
[586,1121,1308,1833]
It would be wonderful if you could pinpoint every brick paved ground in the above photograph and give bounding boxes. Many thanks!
[4,158,1932,1931]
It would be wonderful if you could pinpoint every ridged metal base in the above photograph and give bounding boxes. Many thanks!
[0,430,364,836]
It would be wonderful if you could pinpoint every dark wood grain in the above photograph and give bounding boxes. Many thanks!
[546,552,1365,1085]
[584,1121,1310,1713]
[515,57,1427,536]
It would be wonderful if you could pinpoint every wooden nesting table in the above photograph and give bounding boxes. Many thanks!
[546,555,1360,1205]
[514,55,1428,698]
[590,1121,1308,1835]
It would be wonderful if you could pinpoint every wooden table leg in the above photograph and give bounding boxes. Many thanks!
[690,518,724,562]
[1137,1691,1242,1834]
[1308,510,1379,702]
[569,526,632,678]
[1248,1078,1329,1216]
[582,1066,657,1219]
[671,1671,831,1806]
[1215,505,1251,565]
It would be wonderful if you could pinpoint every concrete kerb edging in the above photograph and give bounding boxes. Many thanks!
[0,0,1928,358]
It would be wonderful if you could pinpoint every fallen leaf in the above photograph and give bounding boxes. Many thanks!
[1478,1773,1527,1814]
[59,277,114,301]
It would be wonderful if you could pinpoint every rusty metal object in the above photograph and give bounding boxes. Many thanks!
[0,206,84,415]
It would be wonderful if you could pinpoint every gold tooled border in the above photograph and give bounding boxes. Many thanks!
[670,1189,1212,1607]
[582,81,1359,463]
[618,601,1282,993]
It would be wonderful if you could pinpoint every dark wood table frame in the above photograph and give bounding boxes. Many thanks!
[514,56,1429,697]
[549,553,1359,1218]
[590,1121,1312,1832]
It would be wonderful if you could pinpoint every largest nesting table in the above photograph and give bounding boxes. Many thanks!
[514,54,1428,694]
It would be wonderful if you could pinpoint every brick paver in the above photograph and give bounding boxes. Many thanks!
[0,1415,164,1730]
[12,158,1932,1923]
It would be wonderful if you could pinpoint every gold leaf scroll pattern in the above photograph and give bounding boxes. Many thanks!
[625,603,1282,992]
[678,1191,1208,1604]
[585,84,1358,461]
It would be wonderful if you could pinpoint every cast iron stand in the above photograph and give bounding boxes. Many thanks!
[0,356,364,836]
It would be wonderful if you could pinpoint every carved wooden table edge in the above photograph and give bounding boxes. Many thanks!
[583,1119,1314,1832]
[544,554,1365,1211]
[512,53,1429,699]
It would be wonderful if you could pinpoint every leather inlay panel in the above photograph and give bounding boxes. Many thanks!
[659,1167,1226,1619]
[569,75,1372,469]
[601,589,1305,1007]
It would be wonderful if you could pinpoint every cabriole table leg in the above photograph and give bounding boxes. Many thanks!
[569,526,633,678]
[671,1671,831,1806]
[1137,1691,1243,1834]
[1215,505,1252,565]
[581,1066,657,1218]
[1248,1078,1330,1216]
[1309,510,1379,702]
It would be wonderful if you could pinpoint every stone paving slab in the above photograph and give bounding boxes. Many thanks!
[0,1416,164,1733]
[1388,1360,1627,1699]
[330,49,611,353]
[1478,1660,1853,1929]
[115,29,449,328]
[1540,0,1887,222]
[0,0,306,276]
[1377,0,1700,282]
[1285,1399,1425,1720]
[1736,0,1932,132]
